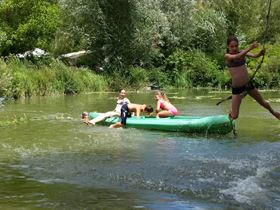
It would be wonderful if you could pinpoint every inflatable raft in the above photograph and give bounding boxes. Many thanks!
[88,112,234,135]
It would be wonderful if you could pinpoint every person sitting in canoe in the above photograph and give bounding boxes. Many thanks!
[155,91,177,118]
[109,103,154,128]
[82,88,130,125]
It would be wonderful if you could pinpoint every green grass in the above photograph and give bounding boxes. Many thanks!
[0,58,108,99]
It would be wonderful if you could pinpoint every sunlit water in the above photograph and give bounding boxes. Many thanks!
[1,90,280,210]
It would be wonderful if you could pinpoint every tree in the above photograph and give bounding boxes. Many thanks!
[0,0,60,55]
[58,0,137,71]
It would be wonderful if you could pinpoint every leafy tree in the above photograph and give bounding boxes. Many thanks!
[187,8,227,54]
[58,0,136,71]
[0,0,60,55]
[205,0,276,43]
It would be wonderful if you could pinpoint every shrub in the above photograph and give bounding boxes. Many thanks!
[128,67,149,91]
[167,49,227,88]
[0,58,108,99]
[148,67,170,88]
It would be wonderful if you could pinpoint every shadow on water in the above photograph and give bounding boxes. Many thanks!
[1,90,280,209]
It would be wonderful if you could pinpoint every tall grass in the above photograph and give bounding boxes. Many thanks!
[0,58,108,99]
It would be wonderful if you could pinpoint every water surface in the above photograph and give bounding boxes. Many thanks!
[1,90,280,209]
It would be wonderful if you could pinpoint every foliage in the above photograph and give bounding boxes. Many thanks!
[0,114,28,127]
[1,0,280,95]
[204,0,279,43]
[167,49,228,88]
[251,43,280,88]
[0,0,60,55]
[0,60,13,98]
[148,67,170,88]
[184,8,228,56]
[0,58,108,99]
[127,67,149,91]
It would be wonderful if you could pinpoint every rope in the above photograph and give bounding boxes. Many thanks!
[250,0,272,79]
[216,0,272,106]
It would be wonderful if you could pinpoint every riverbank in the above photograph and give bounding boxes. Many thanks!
[1,56,280,101]
[0,58,108,99]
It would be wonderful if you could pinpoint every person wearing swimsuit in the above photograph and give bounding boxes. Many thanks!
[82,88,130,125]
[225,36,280,120]
[109,103,154,128]
[155,91,177,118]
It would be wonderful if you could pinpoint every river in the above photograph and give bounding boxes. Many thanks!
[1,90,280,210]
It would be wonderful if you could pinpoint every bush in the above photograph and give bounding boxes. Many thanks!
[167,49,227,88]
[0,58,108,99]
[128,67,149,91]
[247,43,280,89]
[0,60,13,98]
[148,67,170,88]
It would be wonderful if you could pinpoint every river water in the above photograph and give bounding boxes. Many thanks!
[0,90,280,210]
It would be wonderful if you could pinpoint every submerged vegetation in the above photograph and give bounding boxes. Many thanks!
[1,0,280,99]
[0,114,28,127]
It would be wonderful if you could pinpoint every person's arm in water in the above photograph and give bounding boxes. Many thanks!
[225,41,258,61]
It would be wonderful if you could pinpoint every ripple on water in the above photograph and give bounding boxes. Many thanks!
[2,117,280,209]
[220,175,265,204]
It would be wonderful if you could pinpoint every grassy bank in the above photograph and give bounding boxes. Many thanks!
[0,58,108,99]
[1,46,280,100]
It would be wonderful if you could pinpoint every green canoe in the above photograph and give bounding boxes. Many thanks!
[88,112,235,135]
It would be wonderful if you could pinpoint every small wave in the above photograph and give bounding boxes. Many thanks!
[39,178,66,184]
[169,96,186,100]
[220,165,273,205]
[195,96,214,100]
[220,176,265,204]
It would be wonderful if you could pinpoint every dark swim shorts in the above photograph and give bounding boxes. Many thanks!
[120,104,130,125]
[232,81,255,95]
